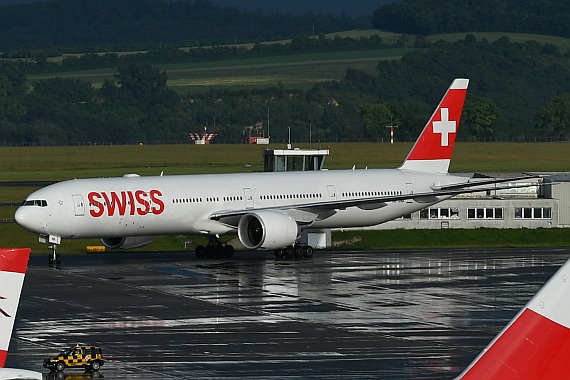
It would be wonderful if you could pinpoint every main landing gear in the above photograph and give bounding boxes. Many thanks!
[274,244,314,260]
[195,236,235,259]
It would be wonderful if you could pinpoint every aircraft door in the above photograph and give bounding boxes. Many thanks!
[72,194,85,216]
[243,188,254,209]
[326,185,337,201]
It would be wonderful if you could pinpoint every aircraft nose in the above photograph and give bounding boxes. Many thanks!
[14,206,31,230]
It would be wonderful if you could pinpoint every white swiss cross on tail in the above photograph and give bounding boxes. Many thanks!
[432,108,456,147]
[399,78,468,174]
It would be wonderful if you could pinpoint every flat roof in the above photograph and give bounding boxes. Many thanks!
[265,149,329,156]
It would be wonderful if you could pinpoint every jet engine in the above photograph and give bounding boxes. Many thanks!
[237,210,298,250]
[100,236,155,250]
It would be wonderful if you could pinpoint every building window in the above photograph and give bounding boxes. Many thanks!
[467,208,504,220]
[514,207,552,219]
[420,208,460,219]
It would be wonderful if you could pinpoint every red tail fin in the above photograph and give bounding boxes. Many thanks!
[457,257,570,379]
[0,248,31,368]
[399,78,468,173]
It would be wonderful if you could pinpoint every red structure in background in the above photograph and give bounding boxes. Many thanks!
[187,128,216,145]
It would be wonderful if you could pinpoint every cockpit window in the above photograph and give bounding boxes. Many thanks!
[21,199,48,207]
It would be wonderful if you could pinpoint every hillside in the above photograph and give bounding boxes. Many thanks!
[0,0,393,15]
[208,0,391,17]
[0,1,568,145]
[373,0,570,38]
[0,0,368,52]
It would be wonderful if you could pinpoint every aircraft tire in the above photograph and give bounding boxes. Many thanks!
[294,245,304,259]
[274,249,284,260]
[195,245,206,258]
[206,245,216,258]
[224,245,235,258]
[284,246,295,259]
[303,246,314,258]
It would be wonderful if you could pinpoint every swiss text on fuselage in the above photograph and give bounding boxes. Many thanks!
[88,190,165,217]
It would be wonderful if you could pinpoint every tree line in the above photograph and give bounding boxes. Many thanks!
[0,0,368,54]
[373,0,570,38]
[0,35,568,146]
[7,34,392,74]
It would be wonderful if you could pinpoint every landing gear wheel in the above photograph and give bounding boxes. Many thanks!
[284,246,295,259]
[205,244,216,258]
[274,249,284,260]
[224,245,235,258]
[195,245,206,258]
[303,246,314,258]
[48,245,60,267]
[294,245,304,259]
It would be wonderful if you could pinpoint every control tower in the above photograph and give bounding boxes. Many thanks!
[263,147,329,172]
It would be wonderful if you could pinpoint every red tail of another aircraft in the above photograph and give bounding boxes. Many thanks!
[399,78,469,174]
[0,247,40,379]
[456,256,570,379]
[0,248,31,367]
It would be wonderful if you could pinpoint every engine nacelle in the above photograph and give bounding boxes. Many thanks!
[237,210,298,250]
[100,236,155,250]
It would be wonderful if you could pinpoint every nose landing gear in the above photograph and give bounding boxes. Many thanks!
[48,244,61,267]
[40,234,62,267]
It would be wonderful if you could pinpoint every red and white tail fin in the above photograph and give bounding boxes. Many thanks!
[0,248,31,368]
[398,78,469,174]
[456,257,570,379]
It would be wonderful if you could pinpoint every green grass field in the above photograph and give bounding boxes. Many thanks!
[32,48,412,91]
[29,30,570,92]
[1,142,568,184]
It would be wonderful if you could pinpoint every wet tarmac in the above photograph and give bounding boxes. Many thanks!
[7,247,570,379]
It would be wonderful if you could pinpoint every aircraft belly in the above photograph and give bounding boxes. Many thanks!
[312,202,430,229]
[67,214,180,238]
[66,212,233,238]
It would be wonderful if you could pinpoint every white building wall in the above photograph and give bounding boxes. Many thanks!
[551,182,570,227]
[359,198,559,230]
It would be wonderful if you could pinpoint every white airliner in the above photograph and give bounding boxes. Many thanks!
[14,78,529,264]
[0,248,43,380]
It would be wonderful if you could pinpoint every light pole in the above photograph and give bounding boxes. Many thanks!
[386,125,398,144]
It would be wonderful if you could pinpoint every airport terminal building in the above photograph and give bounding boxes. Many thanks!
[363,173,570,230]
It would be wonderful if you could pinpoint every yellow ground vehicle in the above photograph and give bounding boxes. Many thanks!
[43,344,104,372]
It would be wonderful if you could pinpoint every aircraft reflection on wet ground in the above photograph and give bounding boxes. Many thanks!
[9,248,570,379]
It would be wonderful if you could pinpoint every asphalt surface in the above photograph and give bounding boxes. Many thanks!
[7,248,570,379]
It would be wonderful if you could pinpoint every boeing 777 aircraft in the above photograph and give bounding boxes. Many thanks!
[0,248,42,380]
[14,78,528,264]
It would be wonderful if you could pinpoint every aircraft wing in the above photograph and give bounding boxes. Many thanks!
[210,175,540,226]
